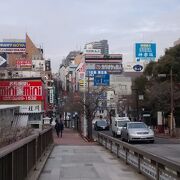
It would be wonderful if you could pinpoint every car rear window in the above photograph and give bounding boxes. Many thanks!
[97,120,107,126]
[128,123,147,129]
[117,121,129,127]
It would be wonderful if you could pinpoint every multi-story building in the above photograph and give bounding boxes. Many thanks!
[84,40,109,55]
[62,51,82,66]
[0,34,54,127]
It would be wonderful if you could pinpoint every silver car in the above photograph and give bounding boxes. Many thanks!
[121,122,154,143]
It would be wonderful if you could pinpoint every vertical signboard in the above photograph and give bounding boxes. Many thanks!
[49,88,54,103]
[135,43,156,61]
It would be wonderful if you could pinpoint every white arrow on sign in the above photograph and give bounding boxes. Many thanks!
[0,56,7,66]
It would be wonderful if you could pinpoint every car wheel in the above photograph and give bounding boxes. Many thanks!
[112,132,115,137]
[149,140,154,143]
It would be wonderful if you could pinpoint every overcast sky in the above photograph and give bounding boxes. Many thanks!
[0,0,180,72]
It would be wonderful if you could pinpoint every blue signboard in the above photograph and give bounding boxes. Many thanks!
[133,64,143,72]
[86,69,107,77]
[135,43,156,61]
[94,74,110,86]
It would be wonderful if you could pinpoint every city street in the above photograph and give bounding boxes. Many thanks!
[93,129,180,144]
[93,129,180,165]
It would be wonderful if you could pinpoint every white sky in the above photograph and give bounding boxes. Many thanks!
[0,0,180,72]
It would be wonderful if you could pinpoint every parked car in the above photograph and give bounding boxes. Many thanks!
[94,120,109,131]
[121,122,154,143]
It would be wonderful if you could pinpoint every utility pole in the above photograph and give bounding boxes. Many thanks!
[170,68,175,136]
[83,71,87,137]
[136,89,139,120]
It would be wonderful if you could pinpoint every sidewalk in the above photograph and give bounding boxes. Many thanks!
[53,128,95,145]
[38,128,146,180]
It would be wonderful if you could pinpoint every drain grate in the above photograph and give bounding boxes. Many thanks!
[42,170,51,174]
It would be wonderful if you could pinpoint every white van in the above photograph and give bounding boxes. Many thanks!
[111,117,130,137]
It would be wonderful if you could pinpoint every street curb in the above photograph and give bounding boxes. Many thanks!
[155,134,180,139]
[27,144,54,180]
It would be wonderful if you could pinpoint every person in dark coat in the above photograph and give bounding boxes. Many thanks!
[59,120,64,138]
[55,119,60,137]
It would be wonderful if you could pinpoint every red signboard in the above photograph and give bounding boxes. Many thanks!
[0,80,44,101]
[16,59,32,68]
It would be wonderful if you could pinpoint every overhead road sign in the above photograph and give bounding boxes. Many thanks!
[94,74,110,86]
[135,43,156,61]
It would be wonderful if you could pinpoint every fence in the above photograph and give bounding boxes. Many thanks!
[98,133,180,180]
[0,127,53,180]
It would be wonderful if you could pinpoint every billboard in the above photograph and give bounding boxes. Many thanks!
[16,59,32,69]
[135,43,156,61]
[0,80,44,101]
[123,62,146,72]
[95,64,123,74]
[94,74,110,86]
[0,42,26,53]
[85,54,123,74]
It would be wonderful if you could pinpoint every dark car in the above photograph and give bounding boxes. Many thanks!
[94,120,109,131]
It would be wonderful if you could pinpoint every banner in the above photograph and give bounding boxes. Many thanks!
[0,42,26,53]
[16,59,32,69]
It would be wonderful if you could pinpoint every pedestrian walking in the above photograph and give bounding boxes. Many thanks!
[59,120,64,138]
[55,119,60,138]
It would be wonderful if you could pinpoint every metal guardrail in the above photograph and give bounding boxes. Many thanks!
[0,127,53,180]
[98,133,180,180]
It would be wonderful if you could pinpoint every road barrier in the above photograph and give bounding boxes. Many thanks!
[98,133,180,180]
[0,127,53,180]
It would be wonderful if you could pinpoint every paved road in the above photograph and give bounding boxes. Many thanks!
[93,130,180,164]
[93,129,180,144]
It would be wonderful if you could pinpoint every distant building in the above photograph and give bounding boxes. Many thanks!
[84,40,109,55]
[174,38,180,46]
[63,51,82,66]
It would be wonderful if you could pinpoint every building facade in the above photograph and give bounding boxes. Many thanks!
[84,40,109,55]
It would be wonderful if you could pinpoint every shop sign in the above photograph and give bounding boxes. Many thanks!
[20,104,42,113]
[16,59,32,69]
[0,80,43,101]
